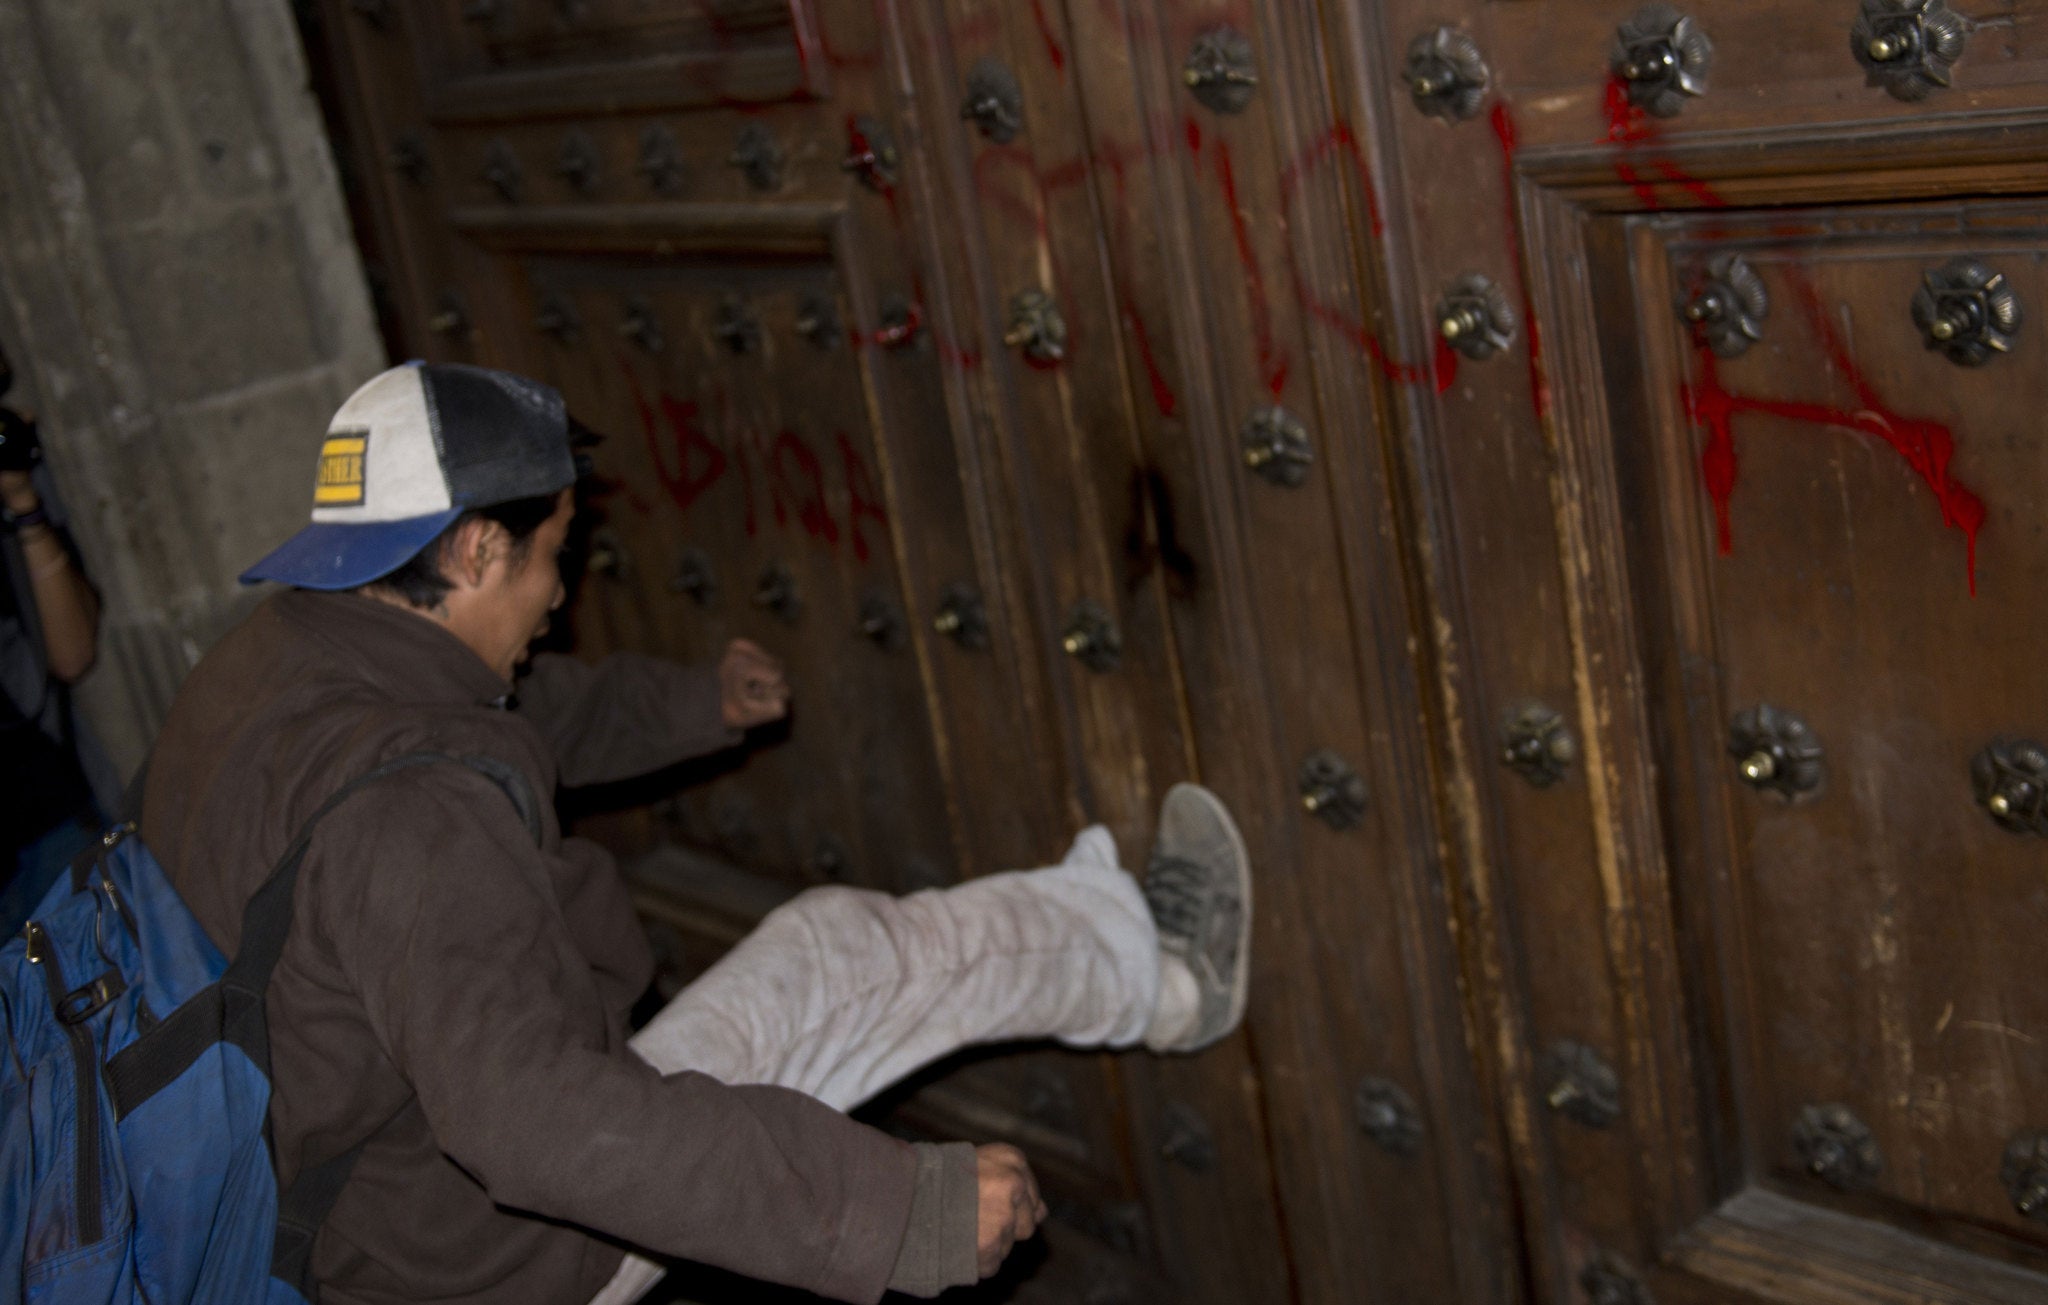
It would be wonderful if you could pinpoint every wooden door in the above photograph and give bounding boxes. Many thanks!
[295,1,1507,1301]
[1343,0,2048,1299]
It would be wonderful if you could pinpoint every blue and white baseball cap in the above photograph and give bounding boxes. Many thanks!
[242,362,578,590]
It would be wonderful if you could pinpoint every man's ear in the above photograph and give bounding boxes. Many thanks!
[443,516,505,591]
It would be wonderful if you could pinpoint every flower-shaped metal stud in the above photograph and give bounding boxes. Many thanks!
[1240,406,1313,488]
[1003,290,1067,365]
[1852,0,1968,102]
[1792,1103,1883,1192]
[1729,704,1824,800]
[1911,257,2021,366]
[1435,273,1517,361]
[1404,26,1490,123]
[1972,739,2048,835]
[2002,1130,2048,1222]
[1502,703,1576,788]
[1612,4,1713,118]
[961,57,1024,143]
[1184,26,1259,115]
[1681,253,1769,358]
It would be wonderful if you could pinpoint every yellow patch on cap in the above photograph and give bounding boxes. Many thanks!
[313,432,369,506]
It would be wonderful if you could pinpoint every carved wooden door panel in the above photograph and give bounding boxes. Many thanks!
[1342,0,2048,1299]
[298,0,1516,1300]
[298,3,1181,1300]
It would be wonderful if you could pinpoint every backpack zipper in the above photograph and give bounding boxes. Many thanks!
[25,922,104,1245]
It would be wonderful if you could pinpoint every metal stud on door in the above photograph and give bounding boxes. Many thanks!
[1540,1039,1621,1129]
[1851,0,1968,101]
[713,297,762,355]
[1403,27,1490,123]
[1911,258,2021,366]
[1240,407,1313,488]
[1298,751,1368,831]
[1183,27,1259,115]
[1435,274,1516,361]
[535,293,580,344]
[1728,704,1824,799]
[555,131,599,196]
[1970,739,2048,834]
[481,139,522,202]
[932,583,989,650]
[1355,1078,1424,1157]
[2001,1131,2048,1222]
[1004,290,1067,365]
[841,116,899,191]
[668,548,716,605]
[1061,601,1122,673]
[795,295,841,350]
[729,123,782,191]
[1680,254,1768,359]
[753,562,801,625]
[961,58,1024,143]
[1612,5,1712,118]
[1501,704,1576,788]
[637,126,685,195]
[1791,1103,1883,1192]
[857,593,905,651]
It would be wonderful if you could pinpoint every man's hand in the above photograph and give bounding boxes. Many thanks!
[0,469,34,516]
[973,1143,1047,1279]
[718,638,789,730]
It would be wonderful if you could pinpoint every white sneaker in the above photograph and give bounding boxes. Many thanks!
[1140,784,1252,1053]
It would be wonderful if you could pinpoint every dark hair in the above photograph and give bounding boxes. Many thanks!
[366,493,561,610]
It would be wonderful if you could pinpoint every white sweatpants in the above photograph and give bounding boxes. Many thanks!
[588,827,1160,1305]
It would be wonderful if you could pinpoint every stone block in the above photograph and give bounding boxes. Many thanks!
[29,0,183,226]
[102,204,321,402]
[157,1,282,202]
[162,370,339,586]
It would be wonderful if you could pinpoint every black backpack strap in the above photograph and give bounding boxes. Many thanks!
[222,751,540,1040]
[99,750,540,1297]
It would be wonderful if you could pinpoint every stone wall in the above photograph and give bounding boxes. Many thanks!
[0,0,383,777]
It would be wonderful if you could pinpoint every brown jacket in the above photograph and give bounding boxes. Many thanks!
[141,590,923,1305]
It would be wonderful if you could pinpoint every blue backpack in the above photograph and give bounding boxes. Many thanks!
[0,752,540,1304]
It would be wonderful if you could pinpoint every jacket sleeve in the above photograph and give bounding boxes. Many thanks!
[513,651,740,788]
[314,766,917,1304]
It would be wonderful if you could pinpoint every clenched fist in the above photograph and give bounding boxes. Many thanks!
[718,638,789,730]
[973,1143,1047,1279]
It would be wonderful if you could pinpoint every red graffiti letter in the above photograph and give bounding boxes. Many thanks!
[770,431,838,544]
[837,432,888,563]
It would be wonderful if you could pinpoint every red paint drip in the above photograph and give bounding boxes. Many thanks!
[1215,139,1288,398]
[1613,161,1662,209]
[1184,116,1203,171]
[1278,122,1384,238]
[1652,158,1724,208]
[1685,348,1985,592]
[1272,121,1429,385]
[769,431,839,544]
[1029,0,1068,72]
[1432,336,1459,395]
[1125,299,1179,416]
[1783,268,1882,411]
[1602,73,1655,144]
[815,10,881,71]
[836,431,887,564]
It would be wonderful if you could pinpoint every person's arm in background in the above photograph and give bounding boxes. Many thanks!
[1,408,96,683]
[514,637,789,786]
